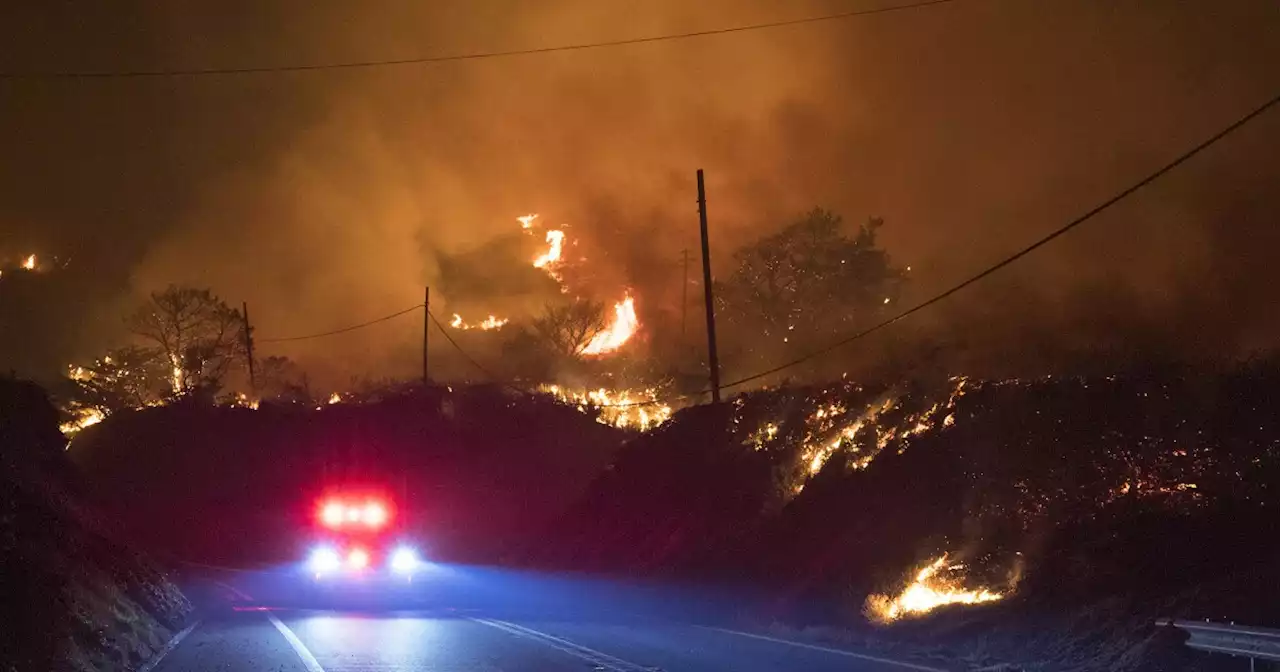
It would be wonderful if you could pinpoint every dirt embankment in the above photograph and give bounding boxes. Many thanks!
[1,379,190,672]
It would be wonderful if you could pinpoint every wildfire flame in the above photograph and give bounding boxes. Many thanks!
[327,392,342,405]
[168,354,183,395]
[540,384,673,431]
[866,554,1004,623]
[60,408,105,437]
[21,254,36,270]
[518,214,539,229]
[450,313,509,330]
[583,295,639,355]
[533,230,565,275]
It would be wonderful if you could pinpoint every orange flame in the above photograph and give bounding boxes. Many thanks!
[533,230,565,269]
[866,554,1005,623]
[450,313,509,330]
[21,254,36,270]
[517,214,539,229]
[583,295,638,355]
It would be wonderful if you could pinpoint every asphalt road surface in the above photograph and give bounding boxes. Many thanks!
[157,564,947,672]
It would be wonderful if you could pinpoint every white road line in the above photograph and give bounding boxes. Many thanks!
[137,620,200,672]
[210,578,254,602]
[472,618,648,672]
[484,619,648,669]
[701,626,948,672]
[268,613,327,672]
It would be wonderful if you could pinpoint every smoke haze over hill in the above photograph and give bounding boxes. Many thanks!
[2,1,1279,385]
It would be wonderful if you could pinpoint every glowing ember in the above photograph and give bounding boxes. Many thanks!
[540,384,672,431]
[327,392,342,405]
[450,313,509,330]
[866,554,1004,623]
[21,254,36,270]
[518,213,539,229]
[582,295,638,355]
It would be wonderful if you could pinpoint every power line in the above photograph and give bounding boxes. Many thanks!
[603,87,1280,408]
[425,308,512,384]
[257,304,423,343]
[716,89,1280,392]
[0,0,960,80]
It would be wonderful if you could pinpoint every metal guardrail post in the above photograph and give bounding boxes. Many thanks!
[1157,618,1280,670]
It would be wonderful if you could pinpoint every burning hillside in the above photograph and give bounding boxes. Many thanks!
[533,365,1280,671]
[865,553,1007,623]
[540,384,672,432]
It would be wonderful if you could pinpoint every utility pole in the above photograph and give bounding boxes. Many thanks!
[422,286,430,385]
[681,248,690,338]
[697,169,722,403]
[241,301,257,397]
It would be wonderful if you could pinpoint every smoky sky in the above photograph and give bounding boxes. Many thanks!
[2,0,1279,386]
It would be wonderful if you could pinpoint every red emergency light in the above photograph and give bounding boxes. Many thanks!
[317,498,389,529]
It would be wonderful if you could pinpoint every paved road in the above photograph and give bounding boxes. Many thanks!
[157,565,948,672]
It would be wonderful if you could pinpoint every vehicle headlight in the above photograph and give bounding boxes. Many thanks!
[390,547,419,574]
[308,547,341,575]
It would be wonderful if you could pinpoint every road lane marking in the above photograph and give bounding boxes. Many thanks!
[701,626,948,671]
[210,578,254,602]
[268,613,327,672]
[137,621,199,672]
[472,618,649,672]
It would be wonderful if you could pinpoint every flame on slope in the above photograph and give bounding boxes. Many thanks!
[327,392,342,405]
[451,313,509,330]
[866,554,1004,623]
[582,295,639,355]
[518,213,539,229]
[540,384,673,431]
[60,408,106,437]
[21,254,36,270]
[533,230,566,280]
[746,377,970,495]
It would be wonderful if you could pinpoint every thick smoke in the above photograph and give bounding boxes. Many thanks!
[3,1,1279,385]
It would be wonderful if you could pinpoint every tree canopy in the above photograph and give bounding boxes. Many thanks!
[719,208,906,369]
[127,285,245,397]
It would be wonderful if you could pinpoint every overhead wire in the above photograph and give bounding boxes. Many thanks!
[714,88,1280,393]
[0,0,960,79]
[425,308,522,388]
[239,89,1279,404]
[256,304,423,343]
[597,87,1280,409]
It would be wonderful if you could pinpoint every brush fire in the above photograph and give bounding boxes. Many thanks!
[866,554,1006,623]
[743,377,969,495]
[583,295,639,355]
[524,213,567,288]
[450,313,509,330]
[540,384,673,431]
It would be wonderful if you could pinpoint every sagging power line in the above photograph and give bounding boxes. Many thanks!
[0,0,960,80]
[256,304,423,343]
[236,87,1279,409]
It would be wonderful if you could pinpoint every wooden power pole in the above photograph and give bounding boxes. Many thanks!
[241,301,257,397]
[422,286,430,385]
[697,169,722,403]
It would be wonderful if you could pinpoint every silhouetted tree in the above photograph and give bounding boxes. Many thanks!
[530,298,607,359]
[720,209,905,367]
[66,345,168,413]
[127,285,244,398]
[257,355,310,403]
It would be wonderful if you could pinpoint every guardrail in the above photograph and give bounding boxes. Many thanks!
[1156,618,1280,670]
